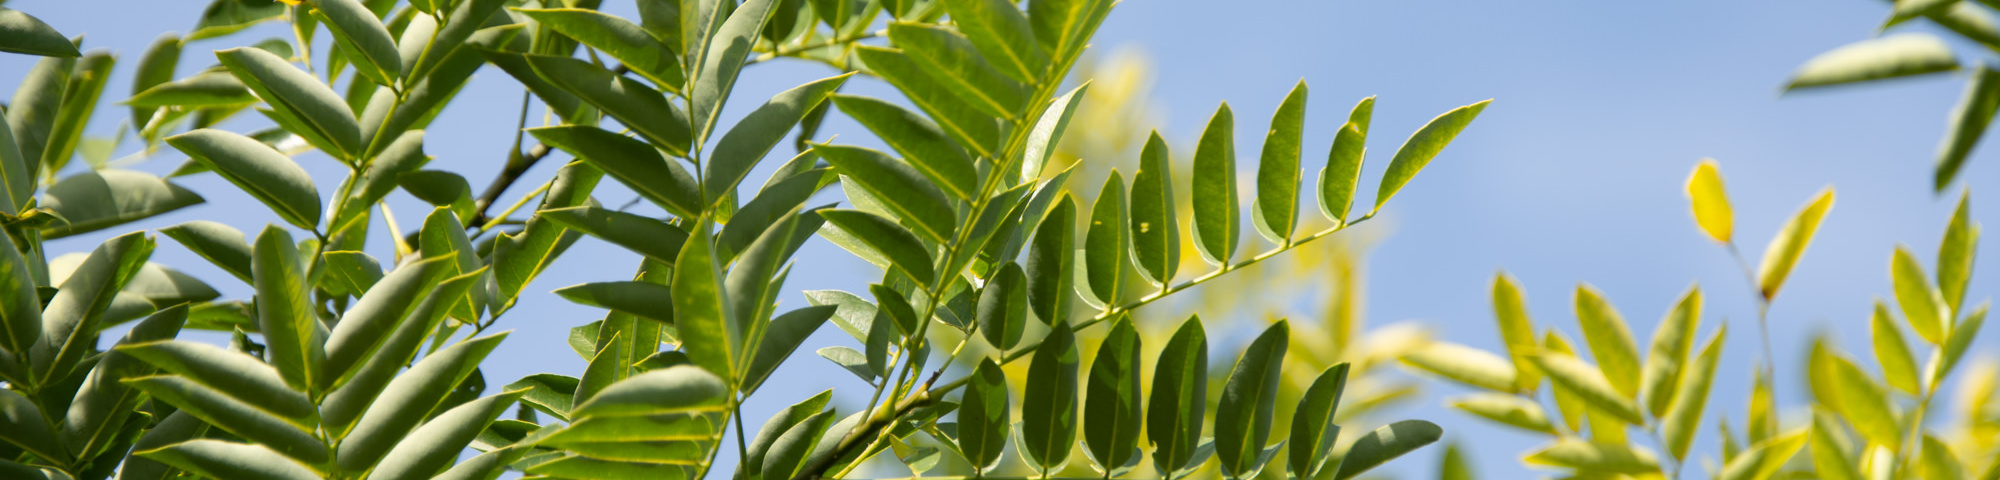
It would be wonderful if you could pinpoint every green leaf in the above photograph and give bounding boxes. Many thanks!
[831,94,978,199]
[530,126,699,218]
[957,357,1011,472]
[1255,80,1308,244]
[337,333,506,472]
[331,131,427,232]
[159,221,254,284]
[398,170,475,223]
[123,375,326,463]
[1374,99,1490,212]
[1083,315,1143,473]
[690,0,781,145]
[167,129,321,229]
[33,232,152,383]
[312,0,401,87]
[1573,284,1643,399]
[742,305,837,397]
[1021,320,1080,472]
[250,226,323,393]
[1641,286,1701,417]
[1527,353,1645,425]
[1191,103,1240,266]
[870,283,921,338]
[0,230,40,369]
[945,0,1048,83]
[1661,325,1725,461]
[1215,320,1287,477]
[539,206,688,266]
[1893,245,1952,344]
[818,346,877,382]
[978,262,1029,350]
[745,390,834,478]
[129,33,183,128]
[853,46,1002,159]
[1289,363,1349,479]
[1784,34,1957,90]
[39,170,204,240]
[1521,439,1659,474]
[556,282,676,323]
[1401,341,1518,393]
[0,7,78,57]
[0,113,28,215]
[525,55,692,157]
[8,53,68,183]
[1940,191,1976,313]
[127,71,254,108]
[491,160,603,314]
[370,390,526,480]
[1026,195,1077,325]
[673,220,738,383]
[817,209,938,286]
[38,51,111,176]
[1448,392,1553,435]
[1130,132,1180,287]
[405,0,508,80]
[1318,97,1374,225]
[707,74,851,204]
[1937,66,2000,192]
[117,340,315,423]
[133,440,318,480]
[1755,188,1834,300]
[888,22,1026,118]
[1334,420,1444,480]
[1827,353,1900,451]
[514,8,684,92]
[1149,316,1207,476]
[762,410,835,479]
[1081,171,1129,309]
[216,47,361,160]
[570,365,730,418]
[1871,302,1923,395]
[319,266,470,437]
[725,213,813,375]
[0,389,61,461]
[1025,0,1113,69]
[815,143,958,243]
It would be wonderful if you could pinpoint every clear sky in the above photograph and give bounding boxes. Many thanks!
[4,0,1996,477]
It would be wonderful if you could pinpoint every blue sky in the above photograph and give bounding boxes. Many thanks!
[4,0,1997,476]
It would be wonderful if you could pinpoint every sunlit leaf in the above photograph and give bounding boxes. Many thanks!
[1192,103,1240,266]
[1785,34,1957,90]
[1318,96,1373,225]
[1755,188,1833,300]
[168,129,321,229]
[1374,99,1489,212]
[1290,364,1349,480]
[1685,159,1732,243]
[1021,320,1080,472]
[1334,420,1444,480]
[1254,80,1307,244]
[1216,320,1287,478]
[0,7,79,57]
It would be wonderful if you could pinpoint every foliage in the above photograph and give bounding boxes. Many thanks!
[0,0,1490,479]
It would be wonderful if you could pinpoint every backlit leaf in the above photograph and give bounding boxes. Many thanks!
[1334,420,1444,480]
[1785,34,1957,90]
[1192,103,1240,266]
[1374,100,1490,212]
[1755,188,1833,300]
[1685,159,1732,243]
[1216,320,1288,478]
[1255,80,1307,244]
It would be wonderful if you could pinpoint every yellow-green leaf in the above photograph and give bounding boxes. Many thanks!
[1374,99,1490,212]
[1785,34,1958,91]
[1755,188,1833,300]
[1685,159,1733,243]
[1574,284,1642,399]
[1871,301,1923,395]
[1401,341,1518,393]
[1892,245,1951,344]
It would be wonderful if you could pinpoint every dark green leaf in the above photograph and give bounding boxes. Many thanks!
[742,305,836,396]
[1080,171,1128,309]
[370,390,526,480]
[336,333,506,472]
[1130,132,1179,287]
[674,220,739,383]
[33,232,152,383]
[133,440,318,480]
[127,71,255,108]
[540,206,688,266]
[160,221,254,284]
[250,226,322,393]
[1215,320,1287,478]
[1148,316,1207,476]
[0,229,39,361]
[690,0,780,144]
[122,375,327,463]
[397,170,475,223]
[129,33,183,127]
[959,358,1010,472]
[1021,320,1079,472]
[531,126,699,218]
[1084,315,1143,474]
[1937,67,2000,192]
[1026,195,1076,325]
[888,22,1025,118]
[945,0,1048,83]
[977,262,1028,350]
[854,46,1002,158]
